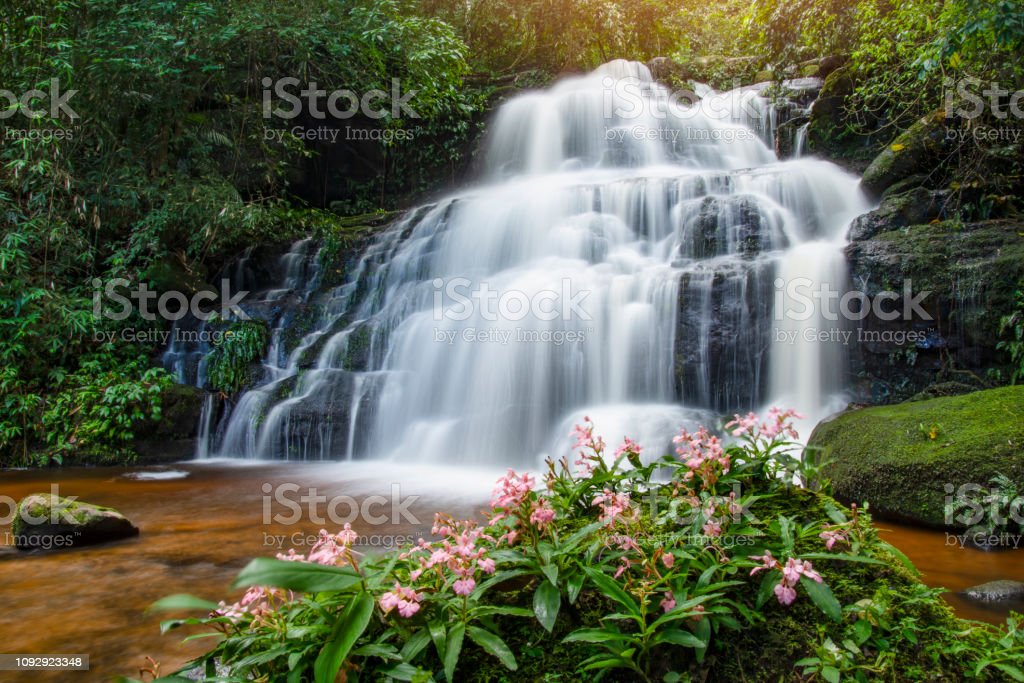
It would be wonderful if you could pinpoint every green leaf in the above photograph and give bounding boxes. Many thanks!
[993,663,1024,681]
[800,577,842,622]
[821,665,841,683]
[534,580,561,632]
[652,628,706,649]
[444,622,465,682]
[540,562,559,586]
[756,572,781,608]
[583,566,640,617]
[567,572,585,604]
[232,558,362,593]
[563,628,632,644]
[466,625,518,671]
[314,591,374,683]
[148,594,218,612]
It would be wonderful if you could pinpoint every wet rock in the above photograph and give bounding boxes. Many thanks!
[961,580,1024,602]
[133,384,213,463]
[846,187,949,241]
[845,218,1024,402]
[817,55,848,80]
[11,494,139,551]
[860,110,953,197]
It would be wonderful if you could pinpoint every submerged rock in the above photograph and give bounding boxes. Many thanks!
[11,494,139,551]
[961,580,1024,602]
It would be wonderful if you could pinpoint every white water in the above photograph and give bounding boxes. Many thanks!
[201,60,870,465]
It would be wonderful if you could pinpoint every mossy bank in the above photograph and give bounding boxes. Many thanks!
[810,385,1024,528]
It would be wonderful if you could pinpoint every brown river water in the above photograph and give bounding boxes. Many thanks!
[1,463,1021,682]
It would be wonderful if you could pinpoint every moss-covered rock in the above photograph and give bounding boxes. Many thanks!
[11,493,139,551]
[847,187,950,241]
[811,386,1024,528]
[860,110,953,197]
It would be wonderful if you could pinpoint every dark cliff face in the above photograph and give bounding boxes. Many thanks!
[844,215,1024,403]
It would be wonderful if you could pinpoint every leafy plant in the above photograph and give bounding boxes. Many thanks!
[205,321,269,394]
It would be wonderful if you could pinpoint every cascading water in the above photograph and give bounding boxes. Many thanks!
[199,59,870,464]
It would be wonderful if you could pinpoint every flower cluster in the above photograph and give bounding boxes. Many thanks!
[213,525,361,625]
[213,585,290,624]
[726,407,804,442]
[400,513,497,601]
[592,488,633,525]
[749,551,823,606]
[673,426,730,489]
[571,417,605,476]
[490,469,535,511]
[276,524,359,566]
[490,468,555,542]
[820,526,850,551]
[380,583,422,618]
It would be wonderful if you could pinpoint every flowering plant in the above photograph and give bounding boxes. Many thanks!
[145,408,915,683]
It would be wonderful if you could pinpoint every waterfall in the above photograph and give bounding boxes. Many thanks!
[202,59,870,464]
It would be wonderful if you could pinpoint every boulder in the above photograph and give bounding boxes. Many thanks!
[817,55,849,80]
[961,580,1024,602]
[11,494,139,551]
[860,111,953,197]
[811,386,1024,528]
[846,187,949,241]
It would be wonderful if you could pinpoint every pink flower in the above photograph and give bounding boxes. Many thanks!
[820,528,848,551]
[662,552,675,569]
[477,557,496,574]
[592,488,631,525]
[660,592,676,612]
[749,550,780,576]
[614,437,642,459]
[397,599,421,618]
[380,583,422,618]
[453,578,476,596]
[529,499,556,528]
[702,520,723,537]
[491,469,536,510]
[774,582,797,605]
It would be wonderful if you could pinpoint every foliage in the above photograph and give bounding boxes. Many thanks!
[998,286,1024,384]
[0,0,477,463]
[142,409,1024,682]
[205,321,270,395]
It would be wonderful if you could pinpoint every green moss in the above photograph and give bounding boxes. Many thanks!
[860,110,951,196]
[812,386,1024,527]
